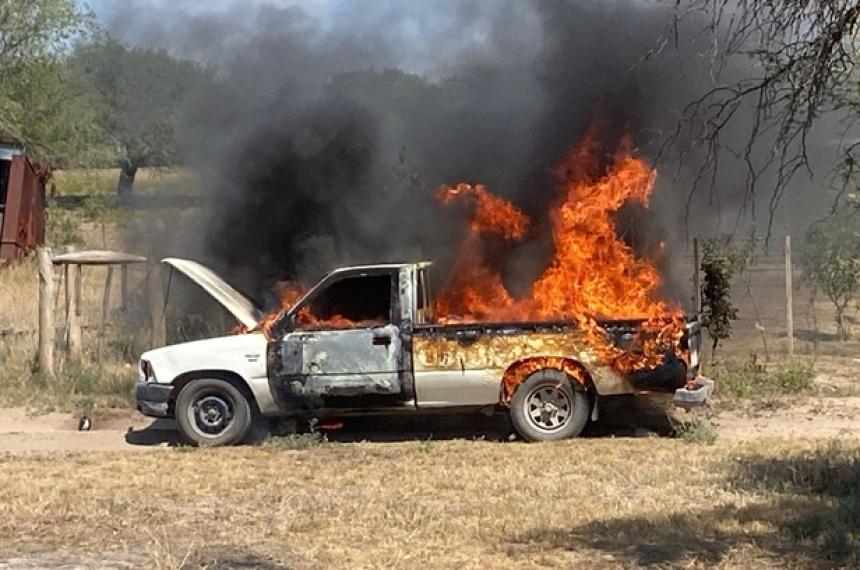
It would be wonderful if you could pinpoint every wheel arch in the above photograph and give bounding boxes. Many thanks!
[500,356,595,406]
[169,369,260,415]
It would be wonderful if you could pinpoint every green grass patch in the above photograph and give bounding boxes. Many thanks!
[713,360,815,398]
[52,168,200,197]
[262,433,327,450]
[674,417,718,445]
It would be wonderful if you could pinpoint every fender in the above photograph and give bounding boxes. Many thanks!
[141,332,279,414]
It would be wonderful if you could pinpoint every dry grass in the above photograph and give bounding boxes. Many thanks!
[1,438,859,568]
[0,222,149,412]
[51,168,199,197]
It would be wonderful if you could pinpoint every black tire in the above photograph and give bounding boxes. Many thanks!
[510,369,589,442]
[175,378,253,446]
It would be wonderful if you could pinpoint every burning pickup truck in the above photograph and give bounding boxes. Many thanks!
[136,258,707,446]
[136,133,713,445]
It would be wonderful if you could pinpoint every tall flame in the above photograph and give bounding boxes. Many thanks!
[248,125,685,377]
[435,129,684,373]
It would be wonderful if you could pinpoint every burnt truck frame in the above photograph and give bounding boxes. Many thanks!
[136,259,710,446]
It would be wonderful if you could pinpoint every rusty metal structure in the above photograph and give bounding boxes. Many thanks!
[0,140,46,262]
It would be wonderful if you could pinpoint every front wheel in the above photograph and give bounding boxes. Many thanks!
[510,369,589,442]
[175,378,253,446]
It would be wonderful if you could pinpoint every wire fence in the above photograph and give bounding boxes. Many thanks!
[676,235,857,360]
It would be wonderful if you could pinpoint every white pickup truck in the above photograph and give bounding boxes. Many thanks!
[135,258,709,445]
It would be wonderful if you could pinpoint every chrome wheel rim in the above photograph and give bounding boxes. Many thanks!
[523,384,573,433]
[191,394,234,437]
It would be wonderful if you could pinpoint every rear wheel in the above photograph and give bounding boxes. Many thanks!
[510,369,589,442]
[175,378,253,446]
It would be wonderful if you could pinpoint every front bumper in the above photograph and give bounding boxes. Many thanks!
[135,382,174,417]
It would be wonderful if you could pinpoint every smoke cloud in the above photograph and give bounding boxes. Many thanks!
[105,0,834,309]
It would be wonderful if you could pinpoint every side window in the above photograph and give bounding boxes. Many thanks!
[297,274,393,329]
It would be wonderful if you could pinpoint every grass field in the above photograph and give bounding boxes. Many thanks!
[2,437,860,568]
[1,169,860,569]
[51,168,199,197]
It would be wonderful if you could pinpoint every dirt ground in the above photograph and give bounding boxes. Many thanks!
[1,389,859,453]
[2,372,860,568]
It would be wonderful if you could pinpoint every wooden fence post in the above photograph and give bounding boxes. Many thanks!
[785,235,794,357]
[63,245,82,364]
[120,263,128,311]
[97,266,113,365]
[148,264,166,347]
[37,247,55,377]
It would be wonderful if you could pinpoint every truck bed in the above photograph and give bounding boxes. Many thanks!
[413,316,698,393]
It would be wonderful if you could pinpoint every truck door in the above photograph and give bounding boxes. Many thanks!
[279,270,405,398]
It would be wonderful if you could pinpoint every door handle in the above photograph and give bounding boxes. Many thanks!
[372,334,392,346]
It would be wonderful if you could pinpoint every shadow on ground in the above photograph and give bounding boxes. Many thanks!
[296,394,678,444]
[793,328,845,343]
[125,394,682,447]
[124,419,184,446]
[507,443,860,567]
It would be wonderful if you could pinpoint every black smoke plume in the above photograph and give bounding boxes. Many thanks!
[105,0,834,308]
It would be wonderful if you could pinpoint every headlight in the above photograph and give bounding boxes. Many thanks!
[139,360,157,383]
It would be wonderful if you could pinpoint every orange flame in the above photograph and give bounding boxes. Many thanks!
[435,128,684,374]
[246,124,685,378]
[437,183,529,239]
[258,282,309,338]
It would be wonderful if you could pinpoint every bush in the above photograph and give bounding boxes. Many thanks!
[674,417,718,445]
[715,360,814,398]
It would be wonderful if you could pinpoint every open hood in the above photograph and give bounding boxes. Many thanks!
[162,257,262,329]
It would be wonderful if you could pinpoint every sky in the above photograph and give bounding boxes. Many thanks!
[82,0,539,77]
[87,0,334,19]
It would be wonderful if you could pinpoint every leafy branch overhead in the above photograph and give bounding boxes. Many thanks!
[667,1,860,235]
[0,0,102,165]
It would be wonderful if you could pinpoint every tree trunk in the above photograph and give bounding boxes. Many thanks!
[116,165,138,202]
[836,306,850,341]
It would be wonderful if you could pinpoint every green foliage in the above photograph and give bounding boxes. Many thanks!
[714,360,815,398]
[67,37,217,196]
[0,0,88,65]
[263,420,326,450]
[802,213,860,340]
[80,194,118,222]
[0,1,106,165]
[674,417,718,445]
[700,238,750,355]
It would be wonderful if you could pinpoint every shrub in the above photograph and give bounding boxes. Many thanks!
[714,360,814,398]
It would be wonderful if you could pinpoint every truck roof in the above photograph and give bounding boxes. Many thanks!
[326,261,432,276]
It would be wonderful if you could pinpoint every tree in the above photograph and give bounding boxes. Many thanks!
[700,238,750,358]
[0,0,102,165]
[0,0,85,65]
[667,1,860,234]
[801,212,860,340]
[68,37,215,198]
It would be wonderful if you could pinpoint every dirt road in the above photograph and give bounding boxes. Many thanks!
[0,408,178,452]
[1,396,859,453]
